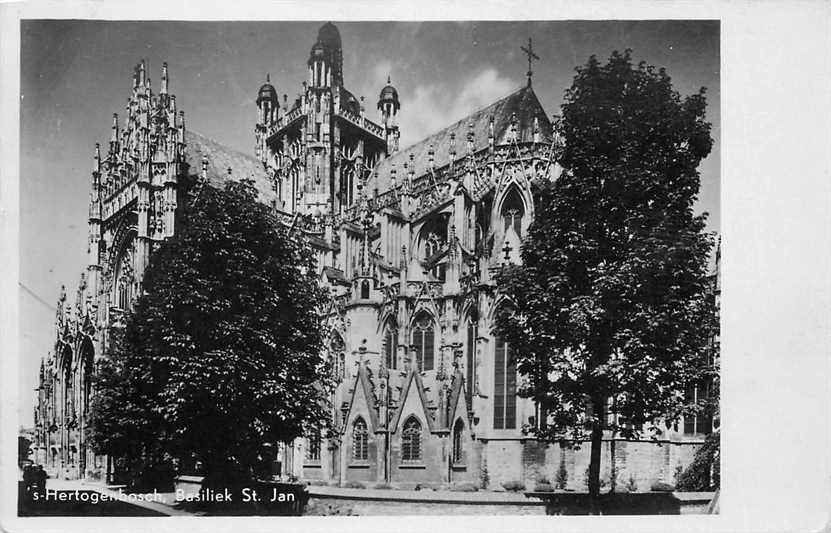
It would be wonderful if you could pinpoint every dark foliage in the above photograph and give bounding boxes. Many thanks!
[494,50,718,499]
[676,431,720,491]
[88,179,333,488]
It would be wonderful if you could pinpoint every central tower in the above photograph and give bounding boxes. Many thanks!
[255,22,398,220]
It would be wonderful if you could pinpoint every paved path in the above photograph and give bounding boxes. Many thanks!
[308,485,545,505]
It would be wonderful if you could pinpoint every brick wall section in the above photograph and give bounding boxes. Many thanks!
[483,440,523,488]
[521,440,548,484]
[306,435,706,490]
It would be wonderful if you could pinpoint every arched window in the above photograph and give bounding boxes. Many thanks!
[493,336,517,429]
[500,188,525,237]
[352,417,368,461]
[420,215,448,281]
[401,417,422,462]
[80,341,94,413]
[383,320,398,370]
[411,313,435,371]
[113,245,134,311]
[61,349,74,421]
[465,312,478,408]
[306,431,322,462]
[452,419,465,465]
[330,333,345,380]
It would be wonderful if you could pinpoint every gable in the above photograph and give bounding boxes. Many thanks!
[390,368,435,433]
[445,371,469,429]
[340,362,380,433]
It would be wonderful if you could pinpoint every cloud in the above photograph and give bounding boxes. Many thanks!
[398,67,514,147]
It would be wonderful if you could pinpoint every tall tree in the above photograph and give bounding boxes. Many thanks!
[89,179,333,490]
[494,50,718,501]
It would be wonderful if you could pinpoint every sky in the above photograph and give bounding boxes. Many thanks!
[18,20,720,424]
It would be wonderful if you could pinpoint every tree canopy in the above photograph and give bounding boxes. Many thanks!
[493,50,718,498]
[88,178,332,485]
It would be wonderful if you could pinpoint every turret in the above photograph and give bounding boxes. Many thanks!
[160,62,169,95]
[109,113,119,156]
[255,74,279,162]
[133,59,147,89]
[256,73,279,126]
[308,22,343,88]
[378,76,400,154]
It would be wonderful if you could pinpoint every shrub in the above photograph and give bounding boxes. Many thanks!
[534,482,554,492]
[676,431,720,491]
[306,479,328,486]
[342,480,366,489]
[555,460,568,489]
[650,480,675,492]
[480,457,489,490]
[372,482,393,490]
[501,480,526,492]
[450,482,479,492]
[624,473,638,493]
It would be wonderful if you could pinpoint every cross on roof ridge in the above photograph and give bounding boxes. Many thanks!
[520,37,540,87]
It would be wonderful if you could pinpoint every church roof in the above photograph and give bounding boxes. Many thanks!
[373,85,552,192]
[184,130,275,204]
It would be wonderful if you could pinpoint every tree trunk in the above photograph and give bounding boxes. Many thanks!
[588,398,605,510]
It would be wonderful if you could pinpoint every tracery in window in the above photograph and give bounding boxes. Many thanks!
[352,417,368,461]
[383,319,398,370]
[411,313,435,371]
[452,419,465,464]
[465,312,478,407]
[306,431,321,462]
[500,187,525,237]
[493,336,517,430]
[401,417,422,462]
[420,215,448,281]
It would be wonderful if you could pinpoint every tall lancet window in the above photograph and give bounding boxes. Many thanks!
[411,313,435,371]
[61,349,74,421]
[383,320,398,370]
[452,419,465,464]
[500,188,525,237]
[465,312,478,408]
[330,332,345,380]
[420,215,449,282]
[306,431,321,462]
[113,246,134,311]
[352,417,368,461]
[493,335,517,429]
[81,342,94,412]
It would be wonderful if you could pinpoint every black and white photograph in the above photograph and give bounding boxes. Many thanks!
[2,2,830,531]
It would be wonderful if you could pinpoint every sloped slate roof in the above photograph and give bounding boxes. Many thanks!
[184,130,276,204]
[373,85,552,193]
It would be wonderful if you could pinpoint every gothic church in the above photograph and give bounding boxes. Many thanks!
[33,23,714,490]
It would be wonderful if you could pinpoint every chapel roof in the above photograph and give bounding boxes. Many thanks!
[184,130,275,204]
[373,85,552,192]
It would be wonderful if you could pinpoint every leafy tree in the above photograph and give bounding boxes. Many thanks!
[494,50,718,501]
[89,179,333,491]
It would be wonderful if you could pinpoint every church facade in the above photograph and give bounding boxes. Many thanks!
[33,23,715,490]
